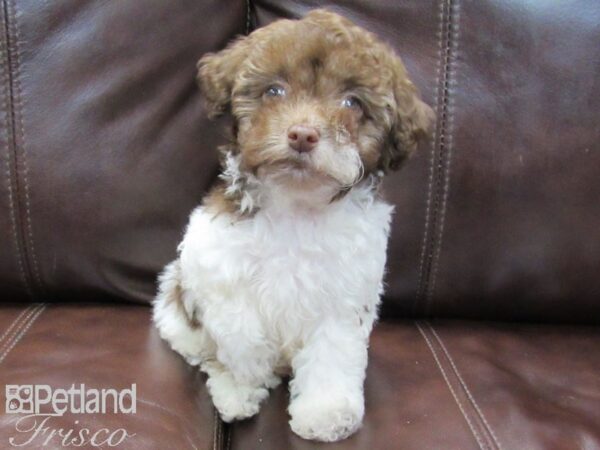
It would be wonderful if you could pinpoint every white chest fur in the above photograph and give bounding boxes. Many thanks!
[153,183,395,438]
[178,185,394,352]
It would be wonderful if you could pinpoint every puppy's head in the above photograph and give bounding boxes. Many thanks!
[198,9,433,194]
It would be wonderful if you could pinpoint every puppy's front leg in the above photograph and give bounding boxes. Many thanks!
[289,319,368,442]
[202,303,280,422]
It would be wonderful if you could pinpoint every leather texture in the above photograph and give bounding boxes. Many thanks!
[253,0,600,323]
[0,0,597,322]
[0,0,245,304]
[0,304,221,449]
[0,305,598,449]
[230,320,600,450]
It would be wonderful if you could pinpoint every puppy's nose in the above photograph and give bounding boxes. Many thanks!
[288,125,319,153]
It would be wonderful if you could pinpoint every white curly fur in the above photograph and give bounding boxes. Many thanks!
[153,173,393,442]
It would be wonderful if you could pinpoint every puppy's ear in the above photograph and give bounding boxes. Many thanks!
[197,36,251,118]
[382,61,435,172]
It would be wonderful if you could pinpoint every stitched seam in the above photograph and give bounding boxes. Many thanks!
[423,0,454,310]
[0,303,42,358]
[219,411,225,450]
[245,0,251,35]
[0,304,43,357]
[415,0,448,314]
[137,398,199,450]
[0,303,45,364]
[416,322,487,450]
[7,0,44,293]
[186,434,199,450]
[425,0,460,310]
[0,304,34,345]
[213,408,219,450]
[0,0,32,299]
[429,324,503,450]
[226,422,231,450]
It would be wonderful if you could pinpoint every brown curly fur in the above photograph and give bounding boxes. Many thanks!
[197,9,434,214]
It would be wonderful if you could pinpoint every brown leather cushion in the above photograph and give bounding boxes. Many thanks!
[230,320,600,449]
[0,0,245,303]
[2,0,599,324]
[253,1,600,323]
[0,304,223,449]
[1,305,598,449]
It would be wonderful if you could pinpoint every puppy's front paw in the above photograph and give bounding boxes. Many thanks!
[289,392,363,442]
[207,374,269,422]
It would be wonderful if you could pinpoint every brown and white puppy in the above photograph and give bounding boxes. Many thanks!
[153,9,433,442]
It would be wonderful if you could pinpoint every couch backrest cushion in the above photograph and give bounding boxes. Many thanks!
[0,0,247,303]
[254,0,600,323]
[3,0,600,324]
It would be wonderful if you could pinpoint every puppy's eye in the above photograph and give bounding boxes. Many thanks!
[341,96,362,110]
[264,85,286,98]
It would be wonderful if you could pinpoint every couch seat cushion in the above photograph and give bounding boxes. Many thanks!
[0,303,223,449]
[1,304,598,449]
[231,320,600,450]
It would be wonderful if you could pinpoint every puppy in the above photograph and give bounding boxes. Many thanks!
[153,9,433,442]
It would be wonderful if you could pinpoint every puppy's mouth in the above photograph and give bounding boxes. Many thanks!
[260,151,319,176]
[257,158,339,193]
[256,145,362,189]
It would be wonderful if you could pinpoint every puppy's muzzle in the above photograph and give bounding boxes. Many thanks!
[288,125,320,153]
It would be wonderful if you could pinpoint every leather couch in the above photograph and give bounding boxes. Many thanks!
[1,1,599,449]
